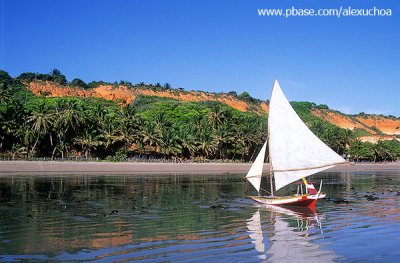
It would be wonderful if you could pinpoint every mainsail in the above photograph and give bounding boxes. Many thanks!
[245,80,346,194]
[269,80,346,191]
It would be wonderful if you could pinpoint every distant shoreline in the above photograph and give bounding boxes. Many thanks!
[0,161,399,176]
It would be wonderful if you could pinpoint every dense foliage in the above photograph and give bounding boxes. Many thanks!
[18,69,67,85]
[1,70,399,162]
[1,70,267,161]
[348,139,400,162]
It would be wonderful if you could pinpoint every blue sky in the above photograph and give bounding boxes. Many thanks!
[1,0,399,116]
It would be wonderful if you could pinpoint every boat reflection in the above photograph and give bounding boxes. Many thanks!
[247,210,267,260]
[247,205,336,262]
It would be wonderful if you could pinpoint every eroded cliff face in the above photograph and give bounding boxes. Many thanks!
[312,109,400,143]
[27,81,398,142]
[28,81,267,114]
[312,109,376,133]
[312,109,400,135]
[29,81,97,98]
[354,116,400,135]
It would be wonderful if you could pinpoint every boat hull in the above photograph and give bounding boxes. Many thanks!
[248,193,326,209]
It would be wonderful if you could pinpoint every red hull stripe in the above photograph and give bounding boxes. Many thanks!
[281,198,317,208]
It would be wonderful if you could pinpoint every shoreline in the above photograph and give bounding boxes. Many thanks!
[0,161,399,176]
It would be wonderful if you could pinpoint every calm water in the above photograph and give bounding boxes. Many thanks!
[0,172,400,262]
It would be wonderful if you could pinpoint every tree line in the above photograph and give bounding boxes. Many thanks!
[0,70,399,162]
[1,70,267,161]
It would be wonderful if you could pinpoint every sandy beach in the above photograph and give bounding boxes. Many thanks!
[0,161,399,176]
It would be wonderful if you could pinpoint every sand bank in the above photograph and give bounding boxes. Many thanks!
[0,161,399,175]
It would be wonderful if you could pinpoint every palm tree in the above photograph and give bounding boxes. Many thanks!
[241,121,263,160]
[137,119,162,154]
[152,111,168,133]
[249,121,267,161]
[177,125,197,158]
[27,104,54,156]
[0,82,13,152]
[52,100,84,159]
[373,140,400,162]
[196,123,218,159]
[73,128,102,158]
[0,82,11,105]
[15,123,34,158]
[99,114,119,151]
[0,119,13,152]
[160,128,182,157]
[214,125,235,159]
[10,144,26,160]
[90,103,108,124]
[208,105,226,129]
[348,139,373,162]
[191,114,204,131]
[115,105,139,153]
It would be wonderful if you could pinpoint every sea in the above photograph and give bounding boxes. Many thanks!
[1,171,399,262]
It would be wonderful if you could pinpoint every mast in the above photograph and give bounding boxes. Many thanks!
[268,132,274,196]
[268,80,276,197]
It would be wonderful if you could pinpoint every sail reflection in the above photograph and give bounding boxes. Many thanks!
[247,210,267,260]
[247,206,336,262]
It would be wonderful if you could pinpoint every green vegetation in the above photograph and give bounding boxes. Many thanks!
[70,78,89,89]
[291,101,327,123]
[1,70,267,161]
[352,128,372,137]
[237,91,262,105]
[348,139,400,162]
[18,69,67,85]
[370,125,383,135]
[1,70,399,162]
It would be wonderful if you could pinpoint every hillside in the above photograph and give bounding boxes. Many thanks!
[28,81,268,114]
[26,80,399,142]
[312,109,400,142]
[1,69,399,162]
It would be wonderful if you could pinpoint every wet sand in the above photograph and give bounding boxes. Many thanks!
[0,161,399,175]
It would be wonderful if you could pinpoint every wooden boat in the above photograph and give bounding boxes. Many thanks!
[245,80,347,208]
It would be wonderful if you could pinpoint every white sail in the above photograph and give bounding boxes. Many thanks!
[245,140,268,193]
[269,80,346,191]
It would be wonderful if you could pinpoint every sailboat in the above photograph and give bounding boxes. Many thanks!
[246,80,347,208]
